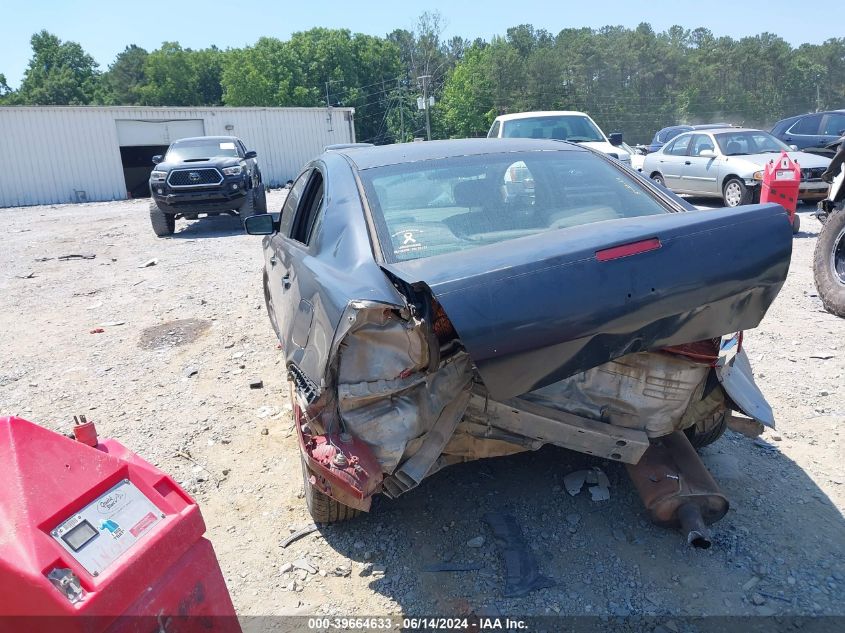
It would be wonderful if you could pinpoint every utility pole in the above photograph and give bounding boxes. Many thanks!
[418,75,432,141]
[398,78,405,142]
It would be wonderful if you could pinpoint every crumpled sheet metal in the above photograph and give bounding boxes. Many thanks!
[484,512,555,598]
[337,306,473,475]
[521,351,709,437]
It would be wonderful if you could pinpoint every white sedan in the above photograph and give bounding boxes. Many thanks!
[642,128,831,207]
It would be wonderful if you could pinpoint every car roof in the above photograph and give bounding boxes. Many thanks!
[775,109,845,124]
[171,136,240,144]
[493,111,591,122]
[673,127,760,137]
[334,138,585,170]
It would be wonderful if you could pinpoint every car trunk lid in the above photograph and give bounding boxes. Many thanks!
[382,204,791,400]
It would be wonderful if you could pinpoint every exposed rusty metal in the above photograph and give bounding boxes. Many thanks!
[626,431,729,548]
[295,403,382,512]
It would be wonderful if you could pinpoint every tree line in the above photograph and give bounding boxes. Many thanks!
[1,16,844,144]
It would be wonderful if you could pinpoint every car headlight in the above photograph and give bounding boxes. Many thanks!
[752,171,764,181]
[150,170,167,182]
[222,165,243,176]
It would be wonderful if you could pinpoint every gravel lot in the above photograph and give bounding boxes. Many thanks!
[1,195,843,624]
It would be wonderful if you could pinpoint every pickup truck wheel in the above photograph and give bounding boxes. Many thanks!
[255,186,268,212]
[301,452,361,524]
[149,201,175,237]
[722,177,751,207]
[239,190,256,224]
[684,411,728,449]
[813,209,845,317]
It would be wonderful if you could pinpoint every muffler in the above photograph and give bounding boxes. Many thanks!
[626,431,729,548]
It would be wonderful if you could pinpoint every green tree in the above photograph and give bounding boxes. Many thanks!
[0,73,11,102]
[16,30,99,105]
[97,45,148,105]
[437,45,495,137]
[139,42,223,106]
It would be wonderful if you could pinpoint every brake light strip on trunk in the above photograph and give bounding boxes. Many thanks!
[596,238,662,262]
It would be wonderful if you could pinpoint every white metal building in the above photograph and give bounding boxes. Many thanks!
[0,106,356,207]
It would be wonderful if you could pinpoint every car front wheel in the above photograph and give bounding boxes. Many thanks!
[722,178,751,207]
[651,172,666,187]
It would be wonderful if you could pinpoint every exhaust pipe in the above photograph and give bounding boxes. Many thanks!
[626,431,729,548]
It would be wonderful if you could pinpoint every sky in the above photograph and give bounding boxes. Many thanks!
[1,0,840,89]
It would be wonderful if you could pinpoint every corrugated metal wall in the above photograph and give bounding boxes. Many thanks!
[0,106,355,207]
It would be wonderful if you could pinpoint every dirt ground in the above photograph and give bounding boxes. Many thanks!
[1,194,843,625]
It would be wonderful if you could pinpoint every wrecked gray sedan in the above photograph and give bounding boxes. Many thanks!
[245,139,792,545]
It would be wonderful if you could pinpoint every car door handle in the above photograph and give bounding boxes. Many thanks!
[282,273,291,290]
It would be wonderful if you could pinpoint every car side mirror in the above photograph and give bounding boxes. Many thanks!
[244,214,275,235]
[608,132,623,146]
[789,144,798,151]
[699,149,716,158]
[244,150,258,159]
[152,155,163,164]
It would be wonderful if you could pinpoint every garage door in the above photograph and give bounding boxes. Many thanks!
[115,119,205,146]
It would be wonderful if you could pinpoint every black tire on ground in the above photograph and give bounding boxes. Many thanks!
[239,190,256,225]
[149,201,175,237]
[254,186,268,213]
[684,411,728,449]
[813,209,845,318]
[722,177,752,207]
[792,213,801,234]
[301,452,361,524]
[650,172,665,187]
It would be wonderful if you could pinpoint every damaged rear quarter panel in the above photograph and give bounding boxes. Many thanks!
[276,152,409,388]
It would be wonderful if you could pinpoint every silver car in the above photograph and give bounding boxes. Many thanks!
[642,128,831,207]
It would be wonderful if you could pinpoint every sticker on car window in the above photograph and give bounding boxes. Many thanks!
[220,142,236,150]
[392,228,425,257]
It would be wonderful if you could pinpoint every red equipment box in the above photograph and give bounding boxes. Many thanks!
[760,151,801,233]
[0,416,241,633]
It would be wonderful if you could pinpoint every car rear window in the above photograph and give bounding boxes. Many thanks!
[715,131,790,155]
[501,116,605,142]
[360,150,671,263]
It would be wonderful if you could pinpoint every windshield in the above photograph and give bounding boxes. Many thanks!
[501,115,606,143]
[360,151,670,263]
[715,131,791,156]
[165,139,240,162]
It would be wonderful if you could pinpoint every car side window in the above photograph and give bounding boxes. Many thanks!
[689,134,715,157]
[665,135,692,156]
[821,113,845,136]
[488,120,501,138]
[279,170,311,237]
[289,171,325,246]
[788,114,822,135]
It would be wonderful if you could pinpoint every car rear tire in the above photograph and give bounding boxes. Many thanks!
[149,201,175,237]
[792,213,801,234]
[722,177,751,207]
[813,209,845,318]
[650,173,666,187]
[301,452,361,524]
[684,410,728,449]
